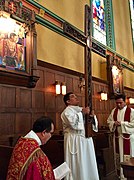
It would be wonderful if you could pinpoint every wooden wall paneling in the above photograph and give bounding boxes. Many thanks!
[97,113,104,128]
[102,112,108,127]
[56,112,63,132]
[45,93,56,112]
[16,87,21,108]
[15,113,32,135]
[36,68,45,89]
[20,89,32,108]
[73,77,80,94]
[0,62,133,147]
[109,99,115,112]
[0,113,15,145]
[56,95,64,112]
[55,73,65,83]
[66,76,73,93]
[32,90,45,109]
[32,113,46,124]
[46,112,57,130]
[1,86,16,108]
[45,70,55,94]
[0,113,15,135]
[45,70,55,112]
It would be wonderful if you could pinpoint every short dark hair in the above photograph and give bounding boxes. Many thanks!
[115,94,126,102]
[33,116,54,133]
[63,92,73,106]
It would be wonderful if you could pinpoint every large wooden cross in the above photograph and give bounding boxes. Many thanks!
[84,5,95,138]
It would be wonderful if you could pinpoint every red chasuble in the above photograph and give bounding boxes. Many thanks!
[6,138,55,180]
[113,107,131,155]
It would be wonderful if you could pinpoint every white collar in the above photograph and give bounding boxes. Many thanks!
[24,130,42,146]
[118,105,127,111]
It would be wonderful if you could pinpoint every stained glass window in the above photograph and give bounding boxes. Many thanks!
[92,0,106,45]
[129,0,134,42]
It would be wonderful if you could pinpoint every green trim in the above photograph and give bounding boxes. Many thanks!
[105,0,116,50]
[36,15,83,46]
[122,63,134,72]
[36,14,63,34]
[26,0,65,23]
[28,0,133,72]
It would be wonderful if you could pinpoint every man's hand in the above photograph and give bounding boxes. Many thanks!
[114,121,121,126]
[82,107,90,114]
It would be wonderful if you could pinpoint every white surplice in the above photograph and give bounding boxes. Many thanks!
[107,106,134,179]
[61,105,99,180]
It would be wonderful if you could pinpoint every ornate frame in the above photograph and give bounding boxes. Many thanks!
[107,54,124,99]
[0,0,39,88]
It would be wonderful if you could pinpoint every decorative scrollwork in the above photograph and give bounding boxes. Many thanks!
[63,22,87,46]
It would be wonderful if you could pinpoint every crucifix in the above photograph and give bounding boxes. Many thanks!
[84,5,95,138]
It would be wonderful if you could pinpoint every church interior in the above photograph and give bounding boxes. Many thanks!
[0,0,134,179]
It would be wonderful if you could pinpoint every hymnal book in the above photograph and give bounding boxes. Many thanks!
[53,162,71,180]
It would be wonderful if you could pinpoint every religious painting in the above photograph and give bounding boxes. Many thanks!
[111,65,123,94]
[0,14,25,71]
[107,55,124,98]
[0,0,39,88]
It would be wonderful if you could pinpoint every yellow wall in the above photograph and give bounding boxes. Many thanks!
[112,0,134,62]
[37,0,89,31]
[92,52,107,80]
[36,0,134,89]
[36,25,84,73]
[123,69,134,88]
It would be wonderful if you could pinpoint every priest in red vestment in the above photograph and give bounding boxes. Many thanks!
[107,94,134,180]
[6,116,55,180]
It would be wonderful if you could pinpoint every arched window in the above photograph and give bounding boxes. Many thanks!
[129,0,134,43]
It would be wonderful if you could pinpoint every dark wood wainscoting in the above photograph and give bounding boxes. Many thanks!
[0,61,134,179]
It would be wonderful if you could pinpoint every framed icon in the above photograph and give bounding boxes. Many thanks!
[0,0,39,88]
[107,54,124,99]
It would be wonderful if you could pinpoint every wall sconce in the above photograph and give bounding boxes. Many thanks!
[128,97,134,104]
[55,81,61,95]
[61,82,66,95]
[55,81,66,95]
[98,91,108,101]
[78,76,85,92]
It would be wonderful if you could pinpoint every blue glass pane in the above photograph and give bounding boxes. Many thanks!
[93,0,105,31]
[92,0,106,45]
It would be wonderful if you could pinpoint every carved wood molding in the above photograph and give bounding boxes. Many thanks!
[0,70,39,88]
[63,22,87,46]
[92,42,106,57]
